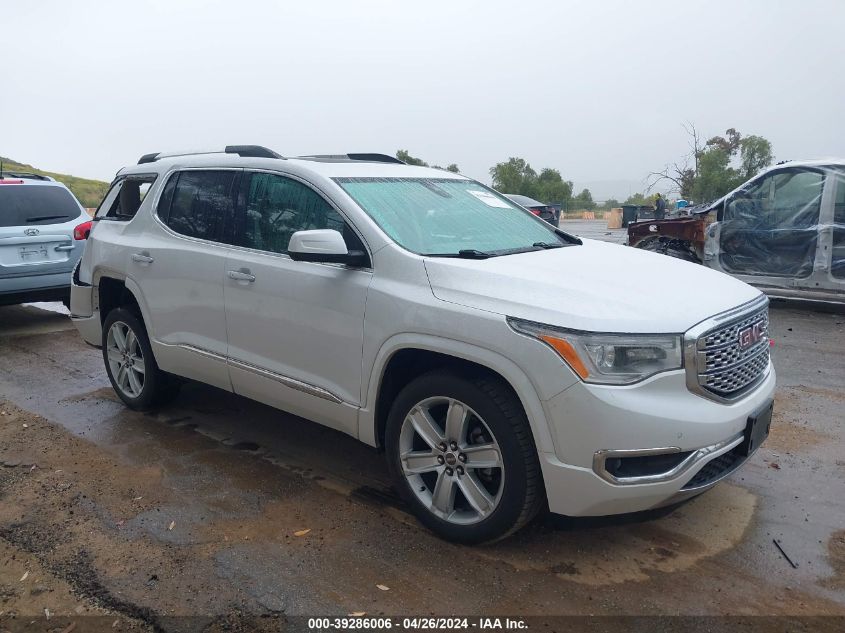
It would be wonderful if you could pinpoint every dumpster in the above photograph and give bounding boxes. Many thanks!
[636,204,656,220]
[621,205,639,227]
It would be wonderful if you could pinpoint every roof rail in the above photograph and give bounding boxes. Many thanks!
[224,145,284,159]
[137,145,285,165]
[297,153,405,164]
[0,171,53,181]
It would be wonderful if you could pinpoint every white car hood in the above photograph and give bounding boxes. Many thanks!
[423,239,762,333]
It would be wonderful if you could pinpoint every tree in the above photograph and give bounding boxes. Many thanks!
[489,157,538,197]
[396,150,460,172]
[535,168,573,204]
[622,192,655,206]
[705,127,742,155]
[572,188,595,210]
[648,125,773,202]
[647,122,702,199]
[690,148,741,203]
[738,135,773,180]
[396,149,428,167]
[602,198,620,209]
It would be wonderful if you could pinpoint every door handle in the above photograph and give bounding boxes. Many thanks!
[132,253,154,265]
[227,269,256,283]
[54,244,74,252]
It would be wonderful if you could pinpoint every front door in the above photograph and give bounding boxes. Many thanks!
[717,167,825,278]
[223,171,372,436]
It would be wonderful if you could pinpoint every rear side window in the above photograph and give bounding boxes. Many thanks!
[95,176,156,220]
[0,185,81,227]
[159,171,237,242]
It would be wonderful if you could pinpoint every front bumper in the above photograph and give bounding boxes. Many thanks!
[538,365,775,516]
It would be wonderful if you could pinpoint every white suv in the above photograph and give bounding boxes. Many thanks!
[70,146,776,543]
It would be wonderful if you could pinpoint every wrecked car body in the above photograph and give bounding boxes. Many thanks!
[628,160,845,302]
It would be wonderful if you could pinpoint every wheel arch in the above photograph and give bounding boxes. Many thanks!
[359,334,556,455]
[95,271,154,330]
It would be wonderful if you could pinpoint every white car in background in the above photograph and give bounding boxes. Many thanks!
[0,172,91,306]
[70,146,775,543]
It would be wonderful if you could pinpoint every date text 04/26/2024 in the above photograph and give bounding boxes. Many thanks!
[307,617,528,630]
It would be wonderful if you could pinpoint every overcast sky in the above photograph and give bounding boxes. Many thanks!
[3,0,843,199]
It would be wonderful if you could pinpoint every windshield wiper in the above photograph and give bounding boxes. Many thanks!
[26,215,70,223]
[533,241,565,249]
[425,249,494,259]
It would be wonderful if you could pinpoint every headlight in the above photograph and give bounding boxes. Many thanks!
[507,317,683,385]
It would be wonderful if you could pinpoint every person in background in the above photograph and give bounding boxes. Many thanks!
[654,192,667,220]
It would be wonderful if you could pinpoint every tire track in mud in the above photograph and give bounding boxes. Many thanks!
[3,390,845,617]
[15,387,755,589]
[57,387,759,587]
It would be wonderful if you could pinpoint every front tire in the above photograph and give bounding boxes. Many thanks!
[385,371,544,544]
[102,308,180,410]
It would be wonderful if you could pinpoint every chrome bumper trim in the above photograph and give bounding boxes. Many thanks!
[593,432,744,486]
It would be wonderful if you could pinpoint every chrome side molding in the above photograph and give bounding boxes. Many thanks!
[227,357,344,404]
[178,344,344,405]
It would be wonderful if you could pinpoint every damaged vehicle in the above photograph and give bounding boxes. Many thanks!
[627,159,845,302]
[70,146,775,543]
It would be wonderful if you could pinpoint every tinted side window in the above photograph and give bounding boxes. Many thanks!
[156,173,178,221]
[238,173,351,254]
[164,171,236,242]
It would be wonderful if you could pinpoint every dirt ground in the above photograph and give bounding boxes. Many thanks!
[0,302,843,630]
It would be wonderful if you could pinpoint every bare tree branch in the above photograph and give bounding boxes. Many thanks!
[646,158,690,195]
[682,121,703,174]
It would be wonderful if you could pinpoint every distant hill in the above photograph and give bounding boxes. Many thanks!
[0,156,109,208]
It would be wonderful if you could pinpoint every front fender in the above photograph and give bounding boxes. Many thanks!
[357,333,556,454]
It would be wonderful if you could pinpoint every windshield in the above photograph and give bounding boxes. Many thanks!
[335,177,570,256]
[0,185,81,227]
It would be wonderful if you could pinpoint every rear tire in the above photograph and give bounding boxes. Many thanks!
[102,308,180,410]
[385,370,544,544]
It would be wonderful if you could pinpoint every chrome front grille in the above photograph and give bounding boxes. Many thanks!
[685,298,771,401]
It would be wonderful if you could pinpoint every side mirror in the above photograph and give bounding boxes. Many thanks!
[288,229,367,266]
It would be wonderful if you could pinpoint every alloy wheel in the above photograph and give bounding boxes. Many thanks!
[398,396,504,525]
[106,321,146,399]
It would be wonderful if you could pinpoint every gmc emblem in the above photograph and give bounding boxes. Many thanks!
[24,228,40,236]
[738,322,766,350]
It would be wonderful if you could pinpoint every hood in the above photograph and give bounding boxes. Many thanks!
[423,239,761,333]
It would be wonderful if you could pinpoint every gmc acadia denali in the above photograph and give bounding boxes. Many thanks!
[70,146,775,543]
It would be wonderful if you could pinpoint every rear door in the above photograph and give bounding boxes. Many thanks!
[0,182,86,281]
[126,169,239,390]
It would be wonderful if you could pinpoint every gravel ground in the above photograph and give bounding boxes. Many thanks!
[0,289,843,628]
